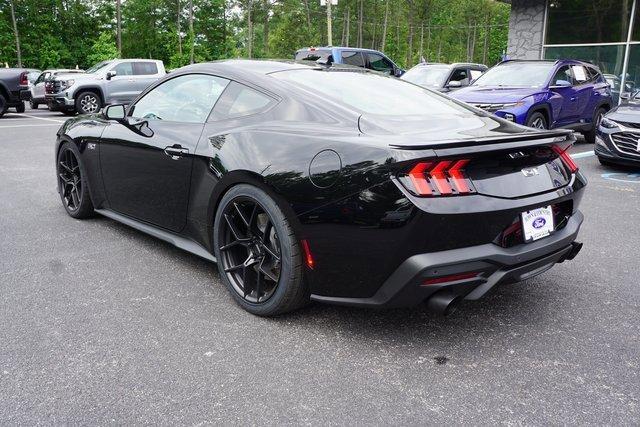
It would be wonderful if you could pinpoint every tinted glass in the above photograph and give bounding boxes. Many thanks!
[470,69,484,81]
[551,66,573,85]
[134,62,158,75]
[367,53,393,73]
[132,74,229,123]
[112,62,133,76]
[571,65,589,84]
[401,65,449,88]
[295,50,331,61]
[449,68,469,85]
[546,0,631,44]
[272,70,472,116]
[211,82,275,120]
[341,51,365,67]
[471,62,555,87]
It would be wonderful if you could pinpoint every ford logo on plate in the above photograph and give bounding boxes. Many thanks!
[532,217,546,229]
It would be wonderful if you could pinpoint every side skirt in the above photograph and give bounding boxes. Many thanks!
[95,208,216,263]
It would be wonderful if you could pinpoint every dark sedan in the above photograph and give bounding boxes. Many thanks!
[596,94,640,168]
[55,60,586,316]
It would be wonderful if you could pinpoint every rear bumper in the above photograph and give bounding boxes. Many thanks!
[311,210,584,308]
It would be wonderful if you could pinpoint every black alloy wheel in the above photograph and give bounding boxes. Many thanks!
[57,144,94,218]
[219,197,282,303]
[214,184,308,316]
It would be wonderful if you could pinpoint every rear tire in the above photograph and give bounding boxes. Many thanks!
[15,102,25,113]
[56,142,94,219]
[526,111,547,129]
[30,99,39,109]
[213,184,308,316]
[584,107,606,144]
[75,91,102,115]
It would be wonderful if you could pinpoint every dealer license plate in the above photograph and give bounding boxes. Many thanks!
[521,206,554,242]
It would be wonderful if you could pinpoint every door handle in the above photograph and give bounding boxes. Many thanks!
[164,145,189,159]
[570,96,577,101]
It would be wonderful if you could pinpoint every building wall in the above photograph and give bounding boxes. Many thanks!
[506,0,546,60]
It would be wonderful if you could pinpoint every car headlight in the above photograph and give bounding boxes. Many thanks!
[501,100,526,109]
[60,79,75,90]
[600,117,619,129]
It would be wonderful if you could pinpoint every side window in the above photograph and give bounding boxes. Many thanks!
[341,51,365,67]
[111,62,134,76]
[132,74,229,123]
[449,68,470,85]
[551,66,573,86]
[469,69,484,81]
[36,72,48,84]
[367,53,393,74]
[571,65,588,84]
[133,62,158,75]
[210,82,276,121]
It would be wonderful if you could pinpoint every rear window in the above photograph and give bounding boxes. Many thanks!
[134,62,158,75]
[295,50,331,62]
[272,70,471,116]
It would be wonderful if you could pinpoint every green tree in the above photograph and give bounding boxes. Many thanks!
[86,32,118,66]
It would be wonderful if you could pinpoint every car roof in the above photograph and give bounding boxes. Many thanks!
[297,46,387,54]
[412,62,487,68]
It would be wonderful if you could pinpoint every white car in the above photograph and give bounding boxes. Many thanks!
[28,69,84,110]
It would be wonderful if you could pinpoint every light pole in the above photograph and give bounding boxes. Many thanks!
[321,0,337,46]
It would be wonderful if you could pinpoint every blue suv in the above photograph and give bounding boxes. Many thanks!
[295,47,404,77]
[450,59,613,143]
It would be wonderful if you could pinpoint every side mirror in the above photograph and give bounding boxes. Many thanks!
[550,79,572,89]
[447,80,462,88]
[106,70,117,80]
[104,104,126,121]
[394,68,404,78]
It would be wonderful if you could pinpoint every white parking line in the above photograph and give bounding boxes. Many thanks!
[11,113,66,123]
[0,124,61,129]
[571,151,595,159]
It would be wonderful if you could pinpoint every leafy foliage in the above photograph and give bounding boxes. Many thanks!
[0,0,510,70]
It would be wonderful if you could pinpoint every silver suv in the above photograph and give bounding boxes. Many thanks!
[46,59,166,115]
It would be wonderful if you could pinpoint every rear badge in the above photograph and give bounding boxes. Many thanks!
[521,167,539,177]
[87,143,96,150]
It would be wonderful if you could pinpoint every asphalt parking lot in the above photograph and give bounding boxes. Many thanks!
[0,108,638,424]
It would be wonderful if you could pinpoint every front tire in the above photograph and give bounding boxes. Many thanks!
[75,91,102,115]
[213,184,308,316]
[0,94,6,118]
[57,142,94,219]
[584,107,606,144]
[526,111,547,129]
[30,99,39,109]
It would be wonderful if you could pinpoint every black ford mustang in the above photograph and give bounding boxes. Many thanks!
[55,60,585,316]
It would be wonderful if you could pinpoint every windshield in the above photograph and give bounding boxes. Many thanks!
[472,62,555,87]
[401,66,450,87]
[86,60,112,74]
[272,69,472,116]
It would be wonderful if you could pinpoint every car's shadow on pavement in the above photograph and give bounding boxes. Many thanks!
[91,214,555,346]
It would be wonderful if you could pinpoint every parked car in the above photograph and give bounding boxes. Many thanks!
[0,67,39,117]
[295,46,404,76]
[450,59,612,143]
[401,62,487,92]
[46,59,165,115]
[26,69,85,109]
[595,91,640,168]
[55,60,585,317]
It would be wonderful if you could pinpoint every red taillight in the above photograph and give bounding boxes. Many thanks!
[552,145,579,173]
[19,71,28,86]
[301,239,314,269]
[404,159,475,197]
[422,272,480,286]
